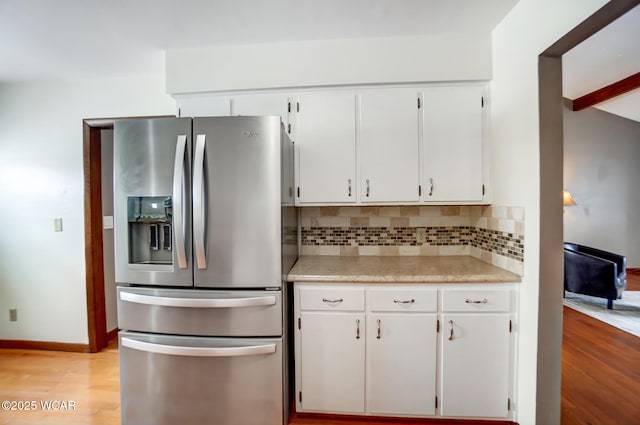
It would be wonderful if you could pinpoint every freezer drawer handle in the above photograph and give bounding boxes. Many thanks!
[121,337,276,358]
[193,134,207,270]
[172,135,188,269]
[120,291,277,308]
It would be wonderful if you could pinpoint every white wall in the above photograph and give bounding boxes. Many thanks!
[0,76,175,344]
[490,1,607,424]
[166,34,492,94]
[564,105,640,267]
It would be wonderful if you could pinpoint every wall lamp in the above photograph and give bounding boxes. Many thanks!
[563,191,577,207]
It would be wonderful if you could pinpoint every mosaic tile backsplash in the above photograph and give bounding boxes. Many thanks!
[300,206,525,275]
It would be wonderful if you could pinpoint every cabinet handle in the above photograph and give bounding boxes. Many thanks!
[448,320,454,341]
[356,319,361,339]
[465,298,488,304]
[348,179,352,197]
[429,178,434,196]
[376,319,381,339]
[322,297,343,304]
[393,298,415,304]
[365,179,370,197]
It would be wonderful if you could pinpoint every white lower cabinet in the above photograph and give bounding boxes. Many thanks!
[440,313,511,418]
[440,289,513,419]
[367,313,437,415]
[294,283,516,421]
[299,311,365,413]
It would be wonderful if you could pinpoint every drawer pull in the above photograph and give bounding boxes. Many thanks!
[465,298,488,304]
[393,298,415,304]
[322,297,344,304]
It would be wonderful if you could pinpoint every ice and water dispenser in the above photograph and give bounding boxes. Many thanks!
[127,196,173,265]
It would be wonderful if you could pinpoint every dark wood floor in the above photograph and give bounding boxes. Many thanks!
[560,272,640,425]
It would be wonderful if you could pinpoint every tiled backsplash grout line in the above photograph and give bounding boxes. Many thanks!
[299,205,526,275]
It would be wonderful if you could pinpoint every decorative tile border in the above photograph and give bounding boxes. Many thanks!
[302,226,472,247]
[300,205,526,275]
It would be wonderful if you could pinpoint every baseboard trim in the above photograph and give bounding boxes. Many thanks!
[106,328,119,341]
[0,340,91,353]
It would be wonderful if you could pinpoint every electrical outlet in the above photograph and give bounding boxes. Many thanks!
[416,228,426,244]
[9,308,17,322]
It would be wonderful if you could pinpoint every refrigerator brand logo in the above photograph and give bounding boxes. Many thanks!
[241,130,259,137]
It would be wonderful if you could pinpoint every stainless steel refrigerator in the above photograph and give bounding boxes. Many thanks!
[113,116,297,425]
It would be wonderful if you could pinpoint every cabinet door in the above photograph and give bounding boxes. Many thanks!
[440,313,511,418]
[359,89,420,203]
[367,313,437,416]
[232,94,289,126]
[299,312,365,413]
[422,86,484,202]
[295,93,356,203]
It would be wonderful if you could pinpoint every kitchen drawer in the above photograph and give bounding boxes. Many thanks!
[299,286,365,311]
[367,287,437,312]
[442,289,511,312]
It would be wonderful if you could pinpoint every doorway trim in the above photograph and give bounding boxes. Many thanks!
[83,115,173,353]
[83,118,114,353]
[537,0,639,422]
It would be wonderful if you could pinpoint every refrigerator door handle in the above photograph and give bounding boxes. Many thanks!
[172,135,188,269]
[193,134,207,270]
[119,291,277,308]
[121,337,276,358]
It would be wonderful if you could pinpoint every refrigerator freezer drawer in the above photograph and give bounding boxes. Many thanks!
[119,332,284,425]
[117,287,282,337]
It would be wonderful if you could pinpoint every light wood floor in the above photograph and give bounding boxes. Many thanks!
[1,276,639,425]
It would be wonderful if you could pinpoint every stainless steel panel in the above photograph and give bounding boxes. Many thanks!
[193,116,283,288]
[119,331,284,425]
[114,118,193,286]
[117,286,282,337]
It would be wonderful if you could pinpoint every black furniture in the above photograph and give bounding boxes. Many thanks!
[563,242,627,309]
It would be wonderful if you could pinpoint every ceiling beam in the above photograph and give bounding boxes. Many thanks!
[572,71,640,111]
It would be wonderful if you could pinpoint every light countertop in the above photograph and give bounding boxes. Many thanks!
[287,255,521,284]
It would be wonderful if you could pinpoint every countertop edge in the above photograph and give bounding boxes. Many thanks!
[287,275,519,284]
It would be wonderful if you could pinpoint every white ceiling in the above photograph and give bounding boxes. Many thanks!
[0,0,517,82]
[563,5,640,122]
[0,1,638,122]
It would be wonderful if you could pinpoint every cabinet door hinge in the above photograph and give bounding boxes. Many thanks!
[482,184,485,196]
[299,391,302,403]
[418,97,421,109]
[435,396,438,409]
[481,96,485,108]
[287,102,291,113]
[296,187,300,198]
[437,319,440,333]
[509,319,513,333]
[297,102,300,112]
[419,185,422,196]
[298,317,301,330]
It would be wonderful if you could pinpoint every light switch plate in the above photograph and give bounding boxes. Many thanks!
[103,216,114,230]
[54,218,63,232]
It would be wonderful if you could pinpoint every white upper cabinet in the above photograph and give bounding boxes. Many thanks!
[359,89,421,203]
[177,96,231,117]
[294,92,357,204]
[232,94,289,125]
[422,86,485,202]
